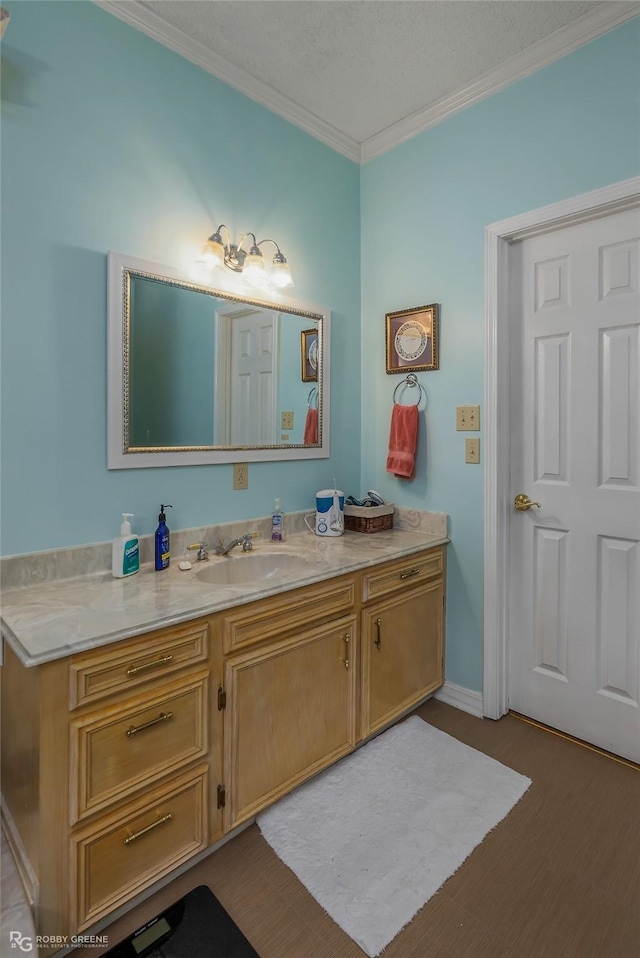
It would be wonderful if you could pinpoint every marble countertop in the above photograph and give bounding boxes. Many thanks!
[1,528,448,668]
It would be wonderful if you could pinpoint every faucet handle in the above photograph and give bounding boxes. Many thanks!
[187,542,209,561]
[241,532,259,552]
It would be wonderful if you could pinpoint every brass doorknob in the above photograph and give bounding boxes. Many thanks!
[514,493,541,511]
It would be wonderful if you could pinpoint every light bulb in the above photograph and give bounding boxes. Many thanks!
[242,245,266,286]
[197,234,225,270]
[270,250,294,288]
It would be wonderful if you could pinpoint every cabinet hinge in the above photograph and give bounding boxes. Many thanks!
[217,783,226,809]
[217,686,226,710]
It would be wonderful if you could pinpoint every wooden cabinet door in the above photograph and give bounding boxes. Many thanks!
[223,614,357,830]
[361,580,444,738]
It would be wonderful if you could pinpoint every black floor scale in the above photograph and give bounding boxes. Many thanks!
[103,885,261,958]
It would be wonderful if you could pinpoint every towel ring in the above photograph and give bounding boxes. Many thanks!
[307,387,318,408]
[393,373,426,407]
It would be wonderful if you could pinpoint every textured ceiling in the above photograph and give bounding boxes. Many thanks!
[97,0,639,158]
[137,0,602,143]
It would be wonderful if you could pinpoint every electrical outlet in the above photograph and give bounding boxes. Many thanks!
[465,438,481,464]
[233,462,248,490]
[456,405,481,431]
[280,433,290,442]
[281,410,294,430]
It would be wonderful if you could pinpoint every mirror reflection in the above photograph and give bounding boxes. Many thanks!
[107,253,329,468]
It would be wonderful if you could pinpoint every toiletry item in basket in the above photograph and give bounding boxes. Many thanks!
[112,514,140,578]
[155,504,173,570]
[271,498,285,541]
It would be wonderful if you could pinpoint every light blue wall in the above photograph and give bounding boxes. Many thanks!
[130,278,215,447]
[0,1,361,555]
[278,315,316,446]
[361,19,640,692]
[2,5,639,697]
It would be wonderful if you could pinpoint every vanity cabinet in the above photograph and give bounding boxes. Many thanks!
[1,543,445,954]
[360,547,445,738]
[222,611,358,831]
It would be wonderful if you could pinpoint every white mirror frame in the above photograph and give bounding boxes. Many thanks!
[107,252,331,469]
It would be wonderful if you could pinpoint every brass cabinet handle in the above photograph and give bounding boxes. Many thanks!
[126,654,173,676]
[343,633,350,669]
[514,493,542,511]
[126,711,174,737]
[400,569,420,580]
[123,813,172,846]
[374,618,382,650]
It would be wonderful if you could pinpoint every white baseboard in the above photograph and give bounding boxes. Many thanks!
[434,681,484,718]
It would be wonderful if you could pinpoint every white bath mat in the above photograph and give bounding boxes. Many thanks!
[257,716,531,957]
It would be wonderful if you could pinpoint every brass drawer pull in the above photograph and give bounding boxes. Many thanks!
[343,633,350,669]
[126,654,173,676]
[375,618,382,650]
[123,813,173,846]
[400,569,420,580]
[126,711,174,737]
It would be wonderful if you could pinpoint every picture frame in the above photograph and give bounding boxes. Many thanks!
[301,328,318,382]
[385,303,439,374]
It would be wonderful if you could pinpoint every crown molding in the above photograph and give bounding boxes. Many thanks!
[92,0,361,163]
[361,2,640,163]
[94,1,638,166]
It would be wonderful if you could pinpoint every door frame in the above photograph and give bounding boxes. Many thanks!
[482,175,640,720]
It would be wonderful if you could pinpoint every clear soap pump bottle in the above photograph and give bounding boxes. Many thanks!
[271,498,285,541]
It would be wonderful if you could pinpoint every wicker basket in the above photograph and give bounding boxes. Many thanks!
[344,503,394,534]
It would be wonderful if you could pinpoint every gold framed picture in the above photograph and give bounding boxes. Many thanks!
[385,303,439,373]
[301,328,318,382]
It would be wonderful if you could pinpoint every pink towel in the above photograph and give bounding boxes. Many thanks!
[386,403,419,479]
[304,407,318,444]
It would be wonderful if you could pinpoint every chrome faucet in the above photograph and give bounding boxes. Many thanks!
[187,542,209,562]
[214,532,258,556]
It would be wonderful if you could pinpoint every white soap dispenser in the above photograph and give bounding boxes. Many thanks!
[112,513,140,578]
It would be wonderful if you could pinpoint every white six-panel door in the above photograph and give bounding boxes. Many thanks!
[508,207,640,763]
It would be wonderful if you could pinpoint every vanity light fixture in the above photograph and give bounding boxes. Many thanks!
[198,225,294,288]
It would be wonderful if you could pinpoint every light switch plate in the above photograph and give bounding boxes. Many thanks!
[465,438,481,464]
[456,405,480,431]
[281,411,294,430]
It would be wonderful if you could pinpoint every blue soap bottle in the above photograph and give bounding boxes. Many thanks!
[155,504,173,570]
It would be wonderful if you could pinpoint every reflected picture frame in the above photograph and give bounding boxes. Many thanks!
[385,303,440,373]
[301,328,318,382]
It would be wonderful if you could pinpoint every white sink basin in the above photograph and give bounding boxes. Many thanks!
[194,552,310,586]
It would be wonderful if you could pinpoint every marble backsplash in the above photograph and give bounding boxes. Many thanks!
[0,508,448,591]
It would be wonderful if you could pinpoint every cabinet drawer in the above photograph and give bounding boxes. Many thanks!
[222,575,356,653]
[361,547,445,603]
[69,673,208,823]
[69,621,209,708]
[71,765,208,932]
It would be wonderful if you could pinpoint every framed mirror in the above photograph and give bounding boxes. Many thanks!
[107,252,330,468]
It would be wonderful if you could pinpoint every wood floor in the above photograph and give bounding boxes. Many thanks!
[70,699,640,958]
